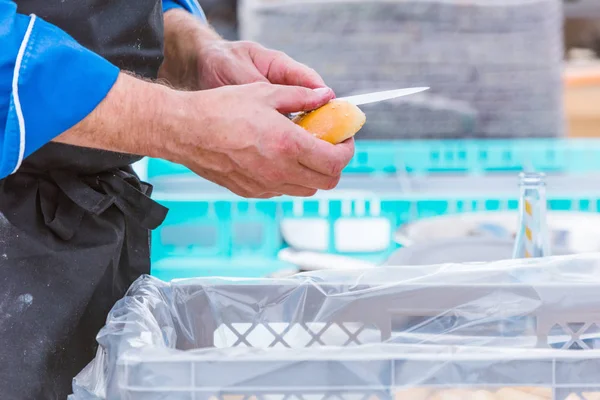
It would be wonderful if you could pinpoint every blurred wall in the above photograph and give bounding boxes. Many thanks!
[239,0,565,139]
[201,0,238,40]
[202,0,600,139]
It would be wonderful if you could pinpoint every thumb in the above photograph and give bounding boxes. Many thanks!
[271,86,335,114]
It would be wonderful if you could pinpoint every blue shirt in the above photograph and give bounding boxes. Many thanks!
[0,0,206,178]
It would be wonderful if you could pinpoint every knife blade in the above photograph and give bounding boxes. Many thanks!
[287,86,430,120]
[336,87,429,106]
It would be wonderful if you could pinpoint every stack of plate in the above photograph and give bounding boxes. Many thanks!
[239,0,565,138]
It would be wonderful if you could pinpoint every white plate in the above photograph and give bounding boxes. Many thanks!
[384,237,571,266]
[395,211,600,254]
[278,248,376,271]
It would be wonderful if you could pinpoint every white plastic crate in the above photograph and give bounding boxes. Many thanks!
[72,254,600,399]
[239,0,564,138]
[114,346,600,400]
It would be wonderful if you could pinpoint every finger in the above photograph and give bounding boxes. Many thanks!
[254,192,282,199]
[295,133,356,177]
[228,180,280,199]
[270,85,334,114]
[266,51,327,89]
[249,44,328,89]
[287,164,341,191]
[230,64,270,85]
[231,170,314,198]
[193,169,277,199]
[228,171,271,198]
[194,169,253,198]
[275,184,318,198]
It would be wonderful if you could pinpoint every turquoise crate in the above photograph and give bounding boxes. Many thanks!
[146,139,600,279]
[150,192,600,261]
[151,257,294,281]
[146,139,600,178]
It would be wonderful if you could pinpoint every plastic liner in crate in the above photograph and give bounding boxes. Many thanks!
[239,0,564,138]
[72,254,600,398]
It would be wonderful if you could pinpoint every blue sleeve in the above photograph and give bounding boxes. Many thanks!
[0,1,119,178]
[163,0,207,22]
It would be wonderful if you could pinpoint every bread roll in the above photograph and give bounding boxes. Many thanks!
[394,388,431,400]
[471,390,497,400]
[495,388,546,400]
[293,100,366,144]
[428,389,475,400]
[516,388,551,398]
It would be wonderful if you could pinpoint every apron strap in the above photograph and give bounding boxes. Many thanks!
[96,169,168,230]
[46,169,168,239]
[50,170,117,215]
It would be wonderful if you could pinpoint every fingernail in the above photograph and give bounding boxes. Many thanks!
[313,87,332,96]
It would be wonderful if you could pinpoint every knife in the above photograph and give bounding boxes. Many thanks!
[336,86,429,107]
[288,87,429,119]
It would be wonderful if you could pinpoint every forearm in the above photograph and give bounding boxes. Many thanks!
[159,8,222,89]
[54,73,185,160]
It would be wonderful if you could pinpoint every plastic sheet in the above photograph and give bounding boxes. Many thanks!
[71,253,600,399]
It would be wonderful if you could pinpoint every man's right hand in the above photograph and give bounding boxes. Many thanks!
[164,82,355,198]
[55,74,355,198]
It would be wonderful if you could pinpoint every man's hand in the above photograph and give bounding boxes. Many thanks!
[55,74,354,199]
[159,9,326,91]
[165,83,354,198]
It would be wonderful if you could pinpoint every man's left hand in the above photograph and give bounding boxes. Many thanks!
[159,9,328,91]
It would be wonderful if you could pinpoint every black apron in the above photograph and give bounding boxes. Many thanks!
[0,1,169,399]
